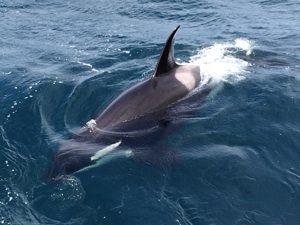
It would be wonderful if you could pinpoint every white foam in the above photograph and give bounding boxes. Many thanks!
[234,38,253,55]
[76,60,99,72]
[189,38,253,87]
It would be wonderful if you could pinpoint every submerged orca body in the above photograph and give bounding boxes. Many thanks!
[49,26,204,178]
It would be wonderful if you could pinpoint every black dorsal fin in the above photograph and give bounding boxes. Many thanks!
[153,25,180,77]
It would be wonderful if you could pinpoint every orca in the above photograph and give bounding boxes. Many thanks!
[49,25,204,179]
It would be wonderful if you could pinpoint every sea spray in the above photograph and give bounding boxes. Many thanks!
[190,38,254,87]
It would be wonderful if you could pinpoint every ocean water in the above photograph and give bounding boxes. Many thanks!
[1,0,300,224]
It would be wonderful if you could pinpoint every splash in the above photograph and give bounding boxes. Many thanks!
[190,38,253,87]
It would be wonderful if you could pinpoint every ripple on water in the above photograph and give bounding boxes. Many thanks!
[1,0,300,224]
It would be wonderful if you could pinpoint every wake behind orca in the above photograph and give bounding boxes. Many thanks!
[49,26,210,179]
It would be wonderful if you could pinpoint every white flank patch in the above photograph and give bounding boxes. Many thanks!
[75,149,132,174]
[91,140,122,161]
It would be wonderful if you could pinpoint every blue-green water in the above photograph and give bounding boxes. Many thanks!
[1,0,300,224]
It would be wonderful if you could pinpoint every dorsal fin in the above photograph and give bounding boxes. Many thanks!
[153,25,180,77]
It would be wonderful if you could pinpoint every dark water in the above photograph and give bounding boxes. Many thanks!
[1,0,300,224]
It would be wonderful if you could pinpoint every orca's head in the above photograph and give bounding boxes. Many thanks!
[48,140,100,180]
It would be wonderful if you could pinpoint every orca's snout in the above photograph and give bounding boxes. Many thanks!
[49,150,93,179]
[48,157,69,180]
[48,140,99,179]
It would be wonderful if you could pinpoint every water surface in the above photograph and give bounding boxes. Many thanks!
[1,0,300,224]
